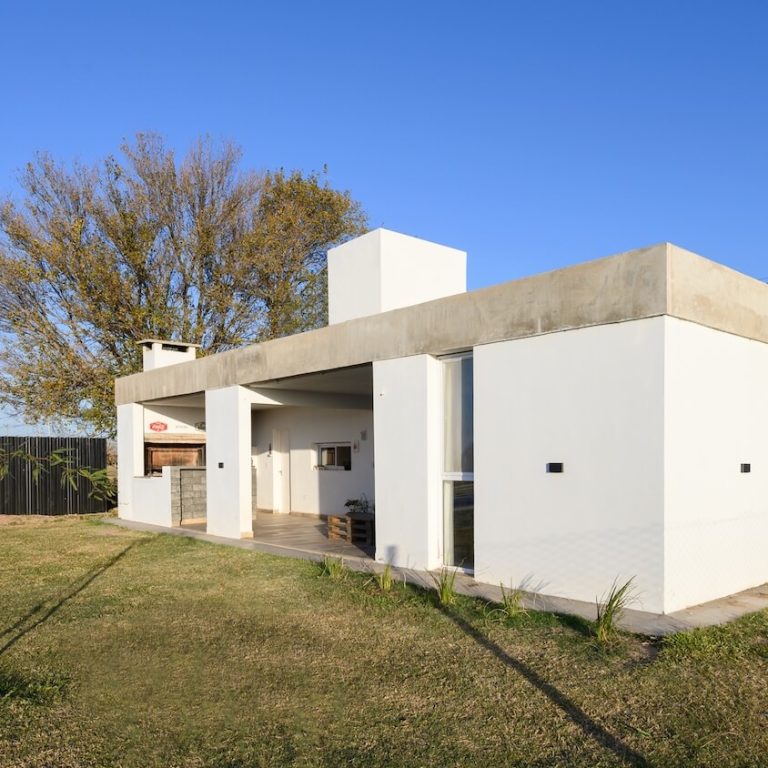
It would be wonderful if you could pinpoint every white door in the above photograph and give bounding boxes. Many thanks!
[272,429,291,514]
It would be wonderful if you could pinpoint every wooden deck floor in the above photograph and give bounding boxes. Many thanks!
[182,510,374,559]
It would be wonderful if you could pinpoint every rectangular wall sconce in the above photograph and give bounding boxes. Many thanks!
[218,462,224,469]
[741,463,751,473]
[546,463,564,473]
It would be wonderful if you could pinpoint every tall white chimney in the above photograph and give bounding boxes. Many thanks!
[327,229,466,325]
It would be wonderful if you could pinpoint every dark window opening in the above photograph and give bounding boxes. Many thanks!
[318,443,352,471]
[144,443,206,476]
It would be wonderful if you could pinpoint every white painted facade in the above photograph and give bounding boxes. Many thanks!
[140,339,199,371]
[116,403,144,521]
[474,318,666,612]
[117,229,768,617]
[664,317,768,612]
[373,355,443,570]
[205,386,254,539]
[142,404,205,438]
[117,402,175,527]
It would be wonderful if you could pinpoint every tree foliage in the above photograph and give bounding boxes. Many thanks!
[0,134,367,434]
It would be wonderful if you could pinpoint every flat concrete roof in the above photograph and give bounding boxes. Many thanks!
[116,242,768,405]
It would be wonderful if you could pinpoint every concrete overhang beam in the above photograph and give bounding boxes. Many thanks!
[116,243,768,405]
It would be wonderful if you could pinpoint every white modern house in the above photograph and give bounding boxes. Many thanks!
[116,228,768,616]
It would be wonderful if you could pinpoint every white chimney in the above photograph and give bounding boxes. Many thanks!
[138,339,200,371]
[327,229,466,325]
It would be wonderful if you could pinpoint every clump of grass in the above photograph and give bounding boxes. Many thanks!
[318,556,347,581]
[594,577,635,645]
[375,563,394,592]
[661,621,764,663]
[499,582,526,616]
[430,567,458,605]
[484,582,527,624]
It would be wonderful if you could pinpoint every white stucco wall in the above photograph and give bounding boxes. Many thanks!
[474,318,666,613]
[205,386,253,538]
[664,317,768,612]
[117,402,145,520]
[142,404,205,438]
[142,343,197,370]
[328,229,466,324]
[373,355,443,570]
[251,407,374,515]
[129,471,173,527]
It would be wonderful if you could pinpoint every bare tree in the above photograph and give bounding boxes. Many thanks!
[0,134,367,434]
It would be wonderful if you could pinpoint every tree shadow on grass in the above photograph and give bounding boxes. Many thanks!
[552,611,594,637]
[434,603,654,768]
[0,538,147,658]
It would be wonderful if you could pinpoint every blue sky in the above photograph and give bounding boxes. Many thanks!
[1,1,767,430]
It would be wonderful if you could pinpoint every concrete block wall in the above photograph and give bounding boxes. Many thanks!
[169,467,207,525]
[168,466,256,525]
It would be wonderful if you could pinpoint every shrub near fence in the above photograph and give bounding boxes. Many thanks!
[0,436,111,516]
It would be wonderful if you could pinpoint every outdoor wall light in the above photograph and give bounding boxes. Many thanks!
[741,463,751,473]
[218,462,224,469]
[546,463,564,473]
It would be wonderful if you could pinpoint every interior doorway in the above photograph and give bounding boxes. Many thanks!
[272,429,291,514]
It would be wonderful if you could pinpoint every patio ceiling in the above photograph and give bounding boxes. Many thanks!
[142,364,373,409]
[250,364,373,397]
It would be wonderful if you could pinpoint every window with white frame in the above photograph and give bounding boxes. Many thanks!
[317,443,352,471]
[442,353,474,570]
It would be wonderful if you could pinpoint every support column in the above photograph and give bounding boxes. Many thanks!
[117,403,144,521]
[373,355,442,570]
[205,386,254,539]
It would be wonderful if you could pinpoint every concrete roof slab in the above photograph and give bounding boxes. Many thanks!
[115,242,768,405]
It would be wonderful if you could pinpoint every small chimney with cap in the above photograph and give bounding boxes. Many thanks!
[138,339,200,371]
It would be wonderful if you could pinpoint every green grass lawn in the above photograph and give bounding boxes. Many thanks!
[1,516,767,768]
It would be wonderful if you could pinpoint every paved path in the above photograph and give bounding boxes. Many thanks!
[105,515,768,636]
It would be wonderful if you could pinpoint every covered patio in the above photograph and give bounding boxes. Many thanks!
[181,510,374,560]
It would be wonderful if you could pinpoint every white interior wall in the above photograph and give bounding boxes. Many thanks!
[251,407,374,515]
[664,317,768,612]
[474,318,666,613]
[373,355,443,570]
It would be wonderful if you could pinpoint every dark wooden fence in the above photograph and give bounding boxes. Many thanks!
[0,436,109,516]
